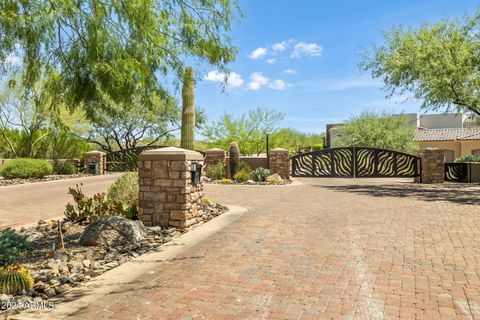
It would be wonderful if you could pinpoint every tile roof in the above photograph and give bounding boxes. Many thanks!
[414,128,480,142]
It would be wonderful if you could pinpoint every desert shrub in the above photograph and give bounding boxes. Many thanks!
[454,155,480,163]
[0,229,30,265]
[202,198,214,206]
[108,172,138,205]
[205,163,226,180]
[53,162,77,175]
[65,184,135,222]
[220,178,232,184]
[239,161,252,172]
[313,143,324,150]
[107,172,138,219]
[0,158,52,179]
[250,167,272,182]
[233,170,251,183]
[266,175,286,184]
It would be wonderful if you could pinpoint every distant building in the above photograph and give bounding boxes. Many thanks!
[325,113,480,162]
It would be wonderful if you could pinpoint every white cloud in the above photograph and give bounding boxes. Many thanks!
[248,47,267,60]
[266,58,276,65]
[247,72,290,91]
[268,79,288,90]
[204,71,244,88]
[282,68,296,75]
[248,72,269,90]
[291,42,323,58]
[272,41,287,52]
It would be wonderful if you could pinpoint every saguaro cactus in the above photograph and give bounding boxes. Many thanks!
[180,67,195,150]
[229,142,240,178]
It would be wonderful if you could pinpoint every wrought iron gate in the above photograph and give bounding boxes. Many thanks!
[444,163,468,182]
[106,145,167,171]
[291,147,421,178]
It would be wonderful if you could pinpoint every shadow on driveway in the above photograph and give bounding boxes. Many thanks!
[313,182,480,205]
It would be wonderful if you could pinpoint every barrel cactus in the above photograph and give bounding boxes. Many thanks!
[0,264,34,295]
[229,142,240,178]
[180,67,195,150]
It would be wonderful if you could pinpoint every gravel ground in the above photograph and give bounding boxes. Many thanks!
[0,202,228,319]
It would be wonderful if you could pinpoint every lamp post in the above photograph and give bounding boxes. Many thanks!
[266,134,270,157]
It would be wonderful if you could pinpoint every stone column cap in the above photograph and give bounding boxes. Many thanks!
[270,148,289,152]
[139,147,203,161]
[205,148,226,153]
[84,150,107,155]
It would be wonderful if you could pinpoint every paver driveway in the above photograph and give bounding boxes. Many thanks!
[0,173,122,229]
[62,179,480,319]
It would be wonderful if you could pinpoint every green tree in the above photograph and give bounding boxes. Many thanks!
[334,110,416,153]
[270,128,324,154]
[202,107,284,155]
[85,93,206,152]
[0,77,53,157]
[362,10,480,115]
[0,0,241,114]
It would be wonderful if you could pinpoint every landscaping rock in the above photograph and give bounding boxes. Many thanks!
[33,281,49,292]
[80,216,147,247]
[43,288,57,298]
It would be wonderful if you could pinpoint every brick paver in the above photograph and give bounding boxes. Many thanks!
[62,178,480,319]
[0,173,122,229]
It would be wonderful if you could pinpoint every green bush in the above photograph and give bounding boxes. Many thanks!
[205,163,226,180]
[239,161,252,172]
[313,143,324,150]
[107,172,138,208]
[233,170,251,183]
[454,155,480,163]
[0,229,30,265]
[250,167,272,182]
[0,158,52,179]
[53,162,77,175]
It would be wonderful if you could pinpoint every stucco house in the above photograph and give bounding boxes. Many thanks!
[326,113,480,162]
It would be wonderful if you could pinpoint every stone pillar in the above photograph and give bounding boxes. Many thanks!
[268,148,290,180]
[138,147,204,229]
[83,151,106,175]
[417,148,445,184]
[204,148,226,167]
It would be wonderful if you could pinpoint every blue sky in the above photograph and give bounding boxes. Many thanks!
[195,0,479,134]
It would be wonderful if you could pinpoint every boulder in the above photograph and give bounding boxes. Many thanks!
[80,216,147,247]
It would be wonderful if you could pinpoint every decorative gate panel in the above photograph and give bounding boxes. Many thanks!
[291,147,420,178]
[106,145,167,171]
[444,163,467,182]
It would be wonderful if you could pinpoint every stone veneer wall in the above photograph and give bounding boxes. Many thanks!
[138,147,204,228]
[417,148,445,184]
[83,151,106,174]
[268,148,290,180]
[204,148,226,167]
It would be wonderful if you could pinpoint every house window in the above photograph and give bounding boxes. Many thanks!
[444,150,455,163]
